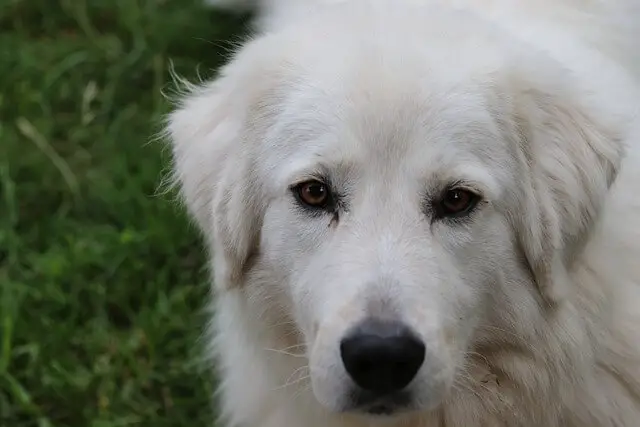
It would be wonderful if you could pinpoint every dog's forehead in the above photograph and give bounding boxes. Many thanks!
[263,63,510,188]
[251,25,519,192]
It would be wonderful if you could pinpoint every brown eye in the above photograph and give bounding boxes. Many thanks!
[294,180,331,208]
[438,188,479,217]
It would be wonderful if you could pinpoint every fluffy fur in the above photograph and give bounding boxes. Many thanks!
[167,0,640,426]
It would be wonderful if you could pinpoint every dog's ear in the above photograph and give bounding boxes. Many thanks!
[512,79,629,305]
[166,40,284,290]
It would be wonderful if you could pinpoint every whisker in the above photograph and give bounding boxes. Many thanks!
[273,366,311,391]
[264,347,307,358]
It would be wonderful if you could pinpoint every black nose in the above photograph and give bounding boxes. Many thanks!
[340,318,425,394]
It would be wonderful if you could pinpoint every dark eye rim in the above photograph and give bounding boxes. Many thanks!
[290,179,335,211]
[433,186,482,220]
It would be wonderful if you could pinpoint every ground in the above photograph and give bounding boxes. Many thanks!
[0,1,250,426]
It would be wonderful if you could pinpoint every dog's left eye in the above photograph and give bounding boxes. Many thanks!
[435,188,480,218]
[293,180,332,209]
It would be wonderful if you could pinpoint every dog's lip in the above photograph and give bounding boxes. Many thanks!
[365,403,397,415]
[354,400,414,417]
[342,389,413,415]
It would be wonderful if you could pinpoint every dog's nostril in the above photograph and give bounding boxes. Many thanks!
[340,318,425,394]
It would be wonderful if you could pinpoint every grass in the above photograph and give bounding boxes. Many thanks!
[0,1,251,426]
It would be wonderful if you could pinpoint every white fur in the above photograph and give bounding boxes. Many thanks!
[168,0,640,425]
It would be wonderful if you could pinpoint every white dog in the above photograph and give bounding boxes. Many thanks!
[166,0,640,426]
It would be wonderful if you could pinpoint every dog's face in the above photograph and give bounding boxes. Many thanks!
[260,77,513,413]
[168,3,628,420]
[254,54,522,413]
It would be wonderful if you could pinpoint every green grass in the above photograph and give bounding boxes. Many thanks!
[0,1,251,426]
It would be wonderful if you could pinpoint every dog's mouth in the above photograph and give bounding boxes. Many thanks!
[343,389,414,416]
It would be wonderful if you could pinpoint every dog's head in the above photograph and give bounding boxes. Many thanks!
[167,2,635,419]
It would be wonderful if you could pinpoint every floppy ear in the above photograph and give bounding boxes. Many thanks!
[166,41,283,290]
[512,83,627,305]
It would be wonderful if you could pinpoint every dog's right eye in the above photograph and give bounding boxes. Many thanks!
[292,180,332,209]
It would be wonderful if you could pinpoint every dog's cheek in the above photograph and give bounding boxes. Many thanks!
[257,206,331,334]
